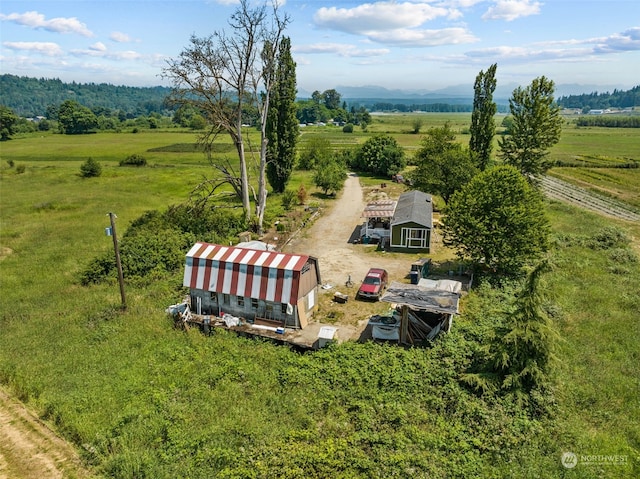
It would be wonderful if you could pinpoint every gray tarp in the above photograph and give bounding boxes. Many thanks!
[380,281,461,315]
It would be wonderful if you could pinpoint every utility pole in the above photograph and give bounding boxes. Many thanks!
[107,212,126,310]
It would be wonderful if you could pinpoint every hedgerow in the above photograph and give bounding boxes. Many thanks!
[80,204,247,284]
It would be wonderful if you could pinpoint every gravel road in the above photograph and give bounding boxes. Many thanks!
[283,173,410,287]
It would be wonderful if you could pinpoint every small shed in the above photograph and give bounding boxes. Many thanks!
[389,190,432,253]
[360,199,396,242]
[183,242,321,329]
[378,279,462,345]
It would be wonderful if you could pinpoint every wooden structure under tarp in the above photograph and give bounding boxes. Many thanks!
[378,280,462,345]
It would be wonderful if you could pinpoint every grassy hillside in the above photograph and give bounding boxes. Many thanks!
[0,125,639,477]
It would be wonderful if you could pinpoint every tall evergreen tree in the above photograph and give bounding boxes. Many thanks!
[469,63,497,171]
[266,37,298,193]
[499,76,562,179]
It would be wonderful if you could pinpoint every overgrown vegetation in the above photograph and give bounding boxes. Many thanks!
[1,122,638,478]
[81,205,246,285]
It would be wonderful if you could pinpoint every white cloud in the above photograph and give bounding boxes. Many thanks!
[368,27,478,46]
[210,0,287,5]
[294,43,389,57]
[311,2,477,48]
[449,27,640,67]
[314,2,451,34]
[110,31,132,43]
[72,47,143,61]
[90,42,107,52]
[592,27,640,53]
[2,41,63,56]
[482,1,542,22]
[0,11,93,36]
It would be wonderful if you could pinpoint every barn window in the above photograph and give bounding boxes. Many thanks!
[251,298,259,310]
[237,296,245,307]
[281,303,288,314]
[210,292,217,302]
[266,303,274,313]
[223,294,230,305]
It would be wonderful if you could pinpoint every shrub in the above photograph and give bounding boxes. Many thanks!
[281,190,297,211]
[16,164,25,174]
[342,123,354,133]
[297,184,307,205]
[80,157,102,178]
[119,154,147,167]
[7,159,14,168]
[608,247,638,264]
[588,226,629,250]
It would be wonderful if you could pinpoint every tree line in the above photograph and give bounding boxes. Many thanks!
[557,85,639,110]
[0,74,173,118]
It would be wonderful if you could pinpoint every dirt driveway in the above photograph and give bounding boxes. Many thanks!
[283,173,411,287]
[0,387,92,479]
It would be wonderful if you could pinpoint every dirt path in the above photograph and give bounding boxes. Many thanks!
[283,173,409,286]
[0,387,92,479]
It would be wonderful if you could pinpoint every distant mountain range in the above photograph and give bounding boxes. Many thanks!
[298,83,628,103]
[1,73,635,117]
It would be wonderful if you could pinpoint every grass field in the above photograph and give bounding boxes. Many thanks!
[1,123,639,477]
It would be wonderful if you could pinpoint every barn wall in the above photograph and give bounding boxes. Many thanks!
[298,260,320,296]
[189,290,304,328]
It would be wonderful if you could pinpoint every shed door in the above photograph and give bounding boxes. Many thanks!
[401,227,427,248]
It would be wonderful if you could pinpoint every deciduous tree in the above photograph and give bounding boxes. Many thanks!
[164,0,289,232]
[58,100,98,134]
[442,165,549,273]
[499,76,562,178]
[353,134,406,177]
[313,156,347,195]
[0,105,18,140]
[411,123,477,204]
[469,63,497,171]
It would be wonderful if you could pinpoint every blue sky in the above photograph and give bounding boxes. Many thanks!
[1,0,639,95]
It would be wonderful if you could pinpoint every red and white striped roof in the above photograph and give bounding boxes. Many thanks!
[183,242,310,305]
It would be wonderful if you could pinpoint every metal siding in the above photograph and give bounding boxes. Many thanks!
[259,266,269,300]
[266,267,278,302]
[244,264,255,298]
[237,263,248,297]
[183,256,194,287]
[281,269,293,304]
[251,266,263,299]
[230,262,240,295]
[185,243,309,303]
[222,262,233,294]
[274,268,285,304]
[202,259,212,292]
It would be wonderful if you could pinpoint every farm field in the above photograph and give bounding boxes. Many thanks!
[0,120,639,478]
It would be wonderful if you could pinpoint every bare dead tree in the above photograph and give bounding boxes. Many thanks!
[163,0,289,233]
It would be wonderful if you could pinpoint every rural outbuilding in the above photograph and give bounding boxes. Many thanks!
[389,190,433,252]
[183,242,321,329]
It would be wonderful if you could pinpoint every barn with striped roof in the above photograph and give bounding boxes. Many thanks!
[183,242,321,329]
